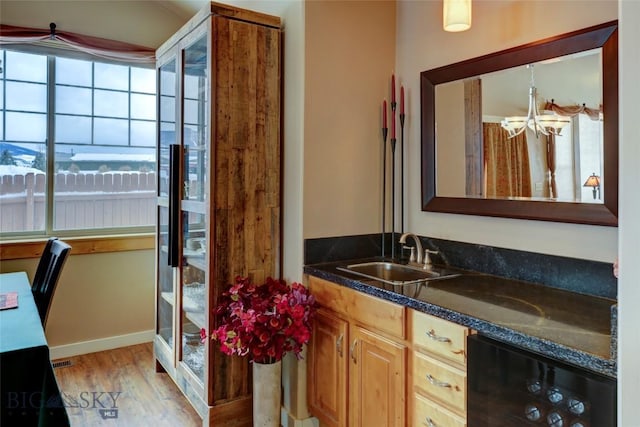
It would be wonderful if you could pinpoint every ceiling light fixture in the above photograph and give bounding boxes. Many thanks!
[500,64,571,138]
[443,0,471,32]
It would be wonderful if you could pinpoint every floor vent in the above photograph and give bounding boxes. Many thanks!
[52,360,73,369]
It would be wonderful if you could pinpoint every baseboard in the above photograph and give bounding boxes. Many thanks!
[49,329,155,360]
[281,408,318,427]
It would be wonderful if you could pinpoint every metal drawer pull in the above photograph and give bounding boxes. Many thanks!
[336,334,344,357]
[426,374,451,388]
[350,339,358,363]
[426,329,451,343]
[424,417,436,427]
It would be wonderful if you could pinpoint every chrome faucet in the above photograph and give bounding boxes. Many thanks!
[398,232,423,265]
[423,249,439,268]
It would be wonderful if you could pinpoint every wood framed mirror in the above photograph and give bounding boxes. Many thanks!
[421,21,618,226]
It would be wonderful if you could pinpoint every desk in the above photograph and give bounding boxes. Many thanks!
[1,272,70,426]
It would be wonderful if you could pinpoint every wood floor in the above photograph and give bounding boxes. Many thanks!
[53,343,202,427]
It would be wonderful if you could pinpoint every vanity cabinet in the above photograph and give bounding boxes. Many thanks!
[308,308,348,426]
[307,276,407,427]
[409,309,471,426]
[154,3,281,425]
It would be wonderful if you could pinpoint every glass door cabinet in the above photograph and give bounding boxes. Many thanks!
[154,3,282,425]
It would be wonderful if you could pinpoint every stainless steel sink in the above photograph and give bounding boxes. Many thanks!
[336,261,461,286]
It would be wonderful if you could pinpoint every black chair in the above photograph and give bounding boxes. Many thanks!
[32,237,71,327]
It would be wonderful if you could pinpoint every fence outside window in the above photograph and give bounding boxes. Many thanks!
[0,47,158,237]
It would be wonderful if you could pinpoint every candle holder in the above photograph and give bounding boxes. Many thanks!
[390,97,397,259]
[381,126,388,258]
[399,112,405,235]
[390,136,397,260]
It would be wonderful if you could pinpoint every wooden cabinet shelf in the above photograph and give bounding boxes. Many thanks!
[160,291,174,306]
[185,312,206,330]
[181,200,206,215]
[185,254,206,271]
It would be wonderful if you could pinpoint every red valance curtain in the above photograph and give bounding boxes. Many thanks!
[545,133,557,198]
[0,24,155,64]
[543,100,601,121]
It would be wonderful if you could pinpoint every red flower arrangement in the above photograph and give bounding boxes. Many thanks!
[202,276,317,364]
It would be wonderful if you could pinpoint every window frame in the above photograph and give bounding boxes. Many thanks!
[0,43,157,240]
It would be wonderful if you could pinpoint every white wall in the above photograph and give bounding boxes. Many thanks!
[397,0,617,262]
[617,1,640,424]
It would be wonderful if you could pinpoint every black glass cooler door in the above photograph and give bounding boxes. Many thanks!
[467,335,616,427]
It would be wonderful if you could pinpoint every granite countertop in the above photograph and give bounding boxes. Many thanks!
[304,258,617,379]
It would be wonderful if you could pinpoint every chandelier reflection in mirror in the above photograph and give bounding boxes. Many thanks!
[500,64,571,138]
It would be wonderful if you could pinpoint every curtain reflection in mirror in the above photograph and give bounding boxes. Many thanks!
[439,76,603,203]
[482,123,532,198]
[543,100,602,121]
[547,104,603,202]
[479,112,602,203]
[546,133,558,199]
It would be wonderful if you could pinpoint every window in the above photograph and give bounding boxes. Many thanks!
[554,115,604,203]
[0,48,157,237]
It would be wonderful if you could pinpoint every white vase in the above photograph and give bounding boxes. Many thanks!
[252,360,282,427]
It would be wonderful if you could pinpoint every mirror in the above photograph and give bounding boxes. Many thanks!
[421,21,618,226]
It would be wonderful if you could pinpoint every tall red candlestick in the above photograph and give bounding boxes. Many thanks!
[391,74,396,105]
[400,86,405,115]
[382,100,387,128]
[391,108,396,139]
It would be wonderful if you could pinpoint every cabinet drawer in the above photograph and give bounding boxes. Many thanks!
[414,392,466,427]
[413,352,466,415]
[309,276,405,339]
[411,310,468,366]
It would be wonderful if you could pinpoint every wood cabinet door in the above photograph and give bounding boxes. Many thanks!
[307,308,349,427]
[349,325,406,427]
